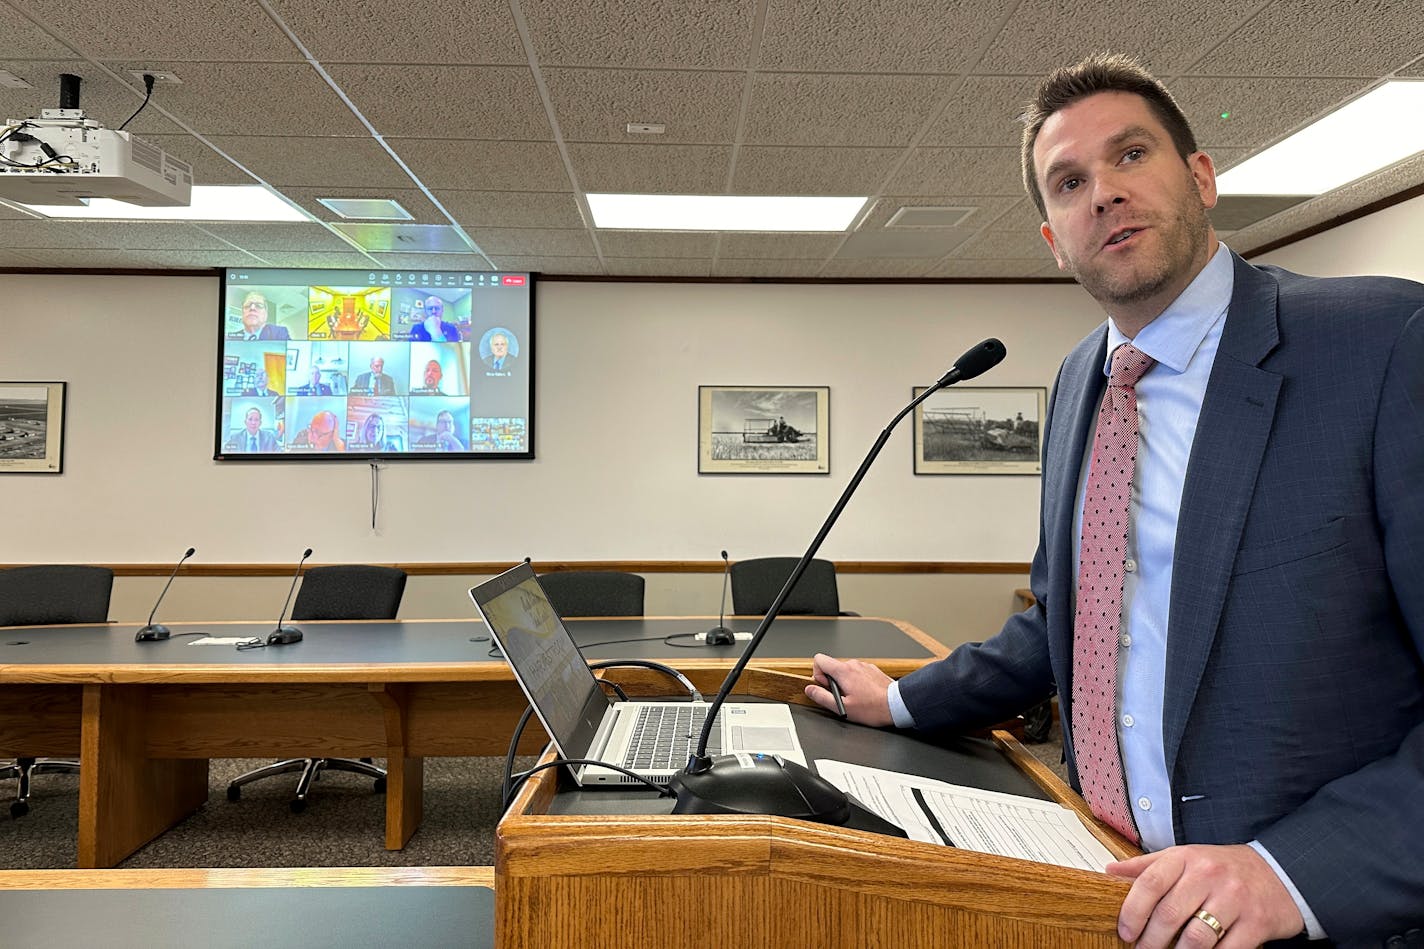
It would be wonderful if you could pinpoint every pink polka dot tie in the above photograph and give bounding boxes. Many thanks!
[1072,342,1154,843]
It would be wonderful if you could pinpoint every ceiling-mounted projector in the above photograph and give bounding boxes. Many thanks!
[0,72,192,209]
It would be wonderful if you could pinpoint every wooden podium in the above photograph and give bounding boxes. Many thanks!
[497,668,1138,948]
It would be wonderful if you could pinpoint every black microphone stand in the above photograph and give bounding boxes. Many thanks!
[705,550,735,644]
[135,547,196,642]
[268,548,312,645]
[670,339,1006,821]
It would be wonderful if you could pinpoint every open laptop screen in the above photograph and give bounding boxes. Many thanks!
[472,563,611,758]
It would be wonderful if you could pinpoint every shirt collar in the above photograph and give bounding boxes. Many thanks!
[1104,241,1233,375]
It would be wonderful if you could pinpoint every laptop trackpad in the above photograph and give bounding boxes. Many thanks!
[728,725,796,751]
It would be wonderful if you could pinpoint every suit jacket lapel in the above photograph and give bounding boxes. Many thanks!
[1163,255,1283,771]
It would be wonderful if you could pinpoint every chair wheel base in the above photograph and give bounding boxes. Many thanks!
[226,785,241,802]
[11,801,29,818]
[289,798,306,814]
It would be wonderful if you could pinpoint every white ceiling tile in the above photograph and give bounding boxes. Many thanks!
[525,0,758,69]
[0,250,42,265]
[0,8,77,59]
[818,258,941,277]
[711,258,824,278]
[604,257,712,277]
[60,222,233,250]
[567,143,731,193]
[835,228,974,259]
[436,190,585,229]
[919,76,1040,147]
[2,247,254,269]
[15,0,303,61]
[266,0,525,65]
[107,61,366,137]
[596,231,715,258]
[238,251,380,269]
[928,258,1059,279]
[742,73,956,148]
[465,227,596,256]
[492,256,605,275]
[209,135,416,189]
[731,146,901,195]
[718,232,843,258]
[542,67,744,144]
[200,222,361,252]
[950,227,1055,260]
[976,0,1241,75]
[392,139,572,191]
[1171,76,1369,150]
[367,253,494,272]
[858,195,1021,230]
[888,147,1025,196]
[759,0,1005,72]
[1193,0,1424,76]
[328,65,552,140]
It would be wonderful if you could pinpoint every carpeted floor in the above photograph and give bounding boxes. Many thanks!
[2,725,1068,871]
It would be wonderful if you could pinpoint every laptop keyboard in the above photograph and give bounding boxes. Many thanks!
[622,705,722,771]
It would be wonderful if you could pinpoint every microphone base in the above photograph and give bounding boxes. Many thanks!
[134,624,171,642]
[669,754,851,823]
[267,626,304,645]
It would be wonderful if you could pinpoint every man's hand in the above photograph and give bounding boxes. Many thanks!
[804,653,894,726]
[1109,844,1305,948]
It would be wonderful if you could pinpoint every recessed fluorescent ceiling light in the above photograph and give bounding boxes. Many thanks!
[1216,81,1424,196]
[587,193,867,231]
[17,185,313,221]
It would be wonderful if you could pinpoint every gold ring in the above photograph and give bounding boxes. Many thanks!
[1193,909,1225,939]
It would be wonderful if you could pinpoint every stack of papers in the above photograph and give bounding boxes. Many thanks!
[816,759,1115,872]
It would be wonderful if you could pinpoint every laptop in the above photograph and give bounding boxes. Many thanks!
[470,562,805,786]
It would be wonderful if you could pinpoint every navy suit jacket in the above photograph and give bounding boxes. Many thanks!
[898,253,1424,945]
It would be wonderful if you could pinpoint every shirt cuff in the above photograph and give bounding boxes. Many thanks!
[886,680,916,729]
[1246,840,1326,940]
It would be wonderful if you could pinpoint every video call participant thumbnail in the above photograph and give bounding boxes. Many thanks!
[290,407,345,452]
[225,405,281,453]
[411,400,468,452]
[228,290,291,341]
[480,328,519,374]
[347,398,407,452]
[406,295,462,342]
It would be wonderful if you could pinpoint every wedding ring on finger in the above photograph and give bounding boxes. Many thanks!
[1192,908,1225,941]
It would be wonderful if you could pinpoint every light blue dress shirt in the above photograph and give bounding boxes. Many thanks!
[889,243,1321,938]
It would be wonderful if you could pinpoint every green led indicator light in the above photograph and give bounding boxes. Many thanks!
[1220,111,1232,120]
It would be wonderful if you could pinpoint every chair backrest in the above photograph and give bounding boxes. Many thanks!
[730,557,840,616]
[290,565,407,621]
[0,565,114,626]
[537,571,645,618]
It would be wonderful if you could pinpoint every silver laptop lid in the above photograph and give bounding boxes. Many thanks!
[469,562,611,762]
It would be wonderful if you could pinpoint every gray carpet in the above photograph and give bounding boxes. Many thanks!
[0,756,535,871]
[3,727,1068,871]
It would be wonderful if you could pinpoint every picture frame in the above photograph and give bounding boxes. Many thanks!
[0,381,66,474]
[698,385,830,475]
[913,385,1045,475]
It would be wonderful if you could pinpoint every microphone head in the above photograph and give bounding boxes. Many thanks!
[184,546,196,558]
[302,547,313,558]
[720,550,729,561]
[951,338,1007,382]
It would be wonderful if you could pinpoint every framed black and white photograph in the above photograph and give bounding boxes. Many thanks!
[913,386,1045,475]
[0,381,66,474]
[698,385,830,474]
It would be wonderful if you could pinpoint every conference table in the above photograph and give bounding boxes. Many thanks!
[0,615,945,868]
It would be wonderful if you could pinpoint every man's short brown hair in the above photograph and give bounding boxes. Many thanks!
[1019,53,1198,218]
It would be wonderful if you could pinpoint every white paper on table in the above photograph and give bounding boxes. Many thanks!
[187,636,260,646]
[816,759,1115,872]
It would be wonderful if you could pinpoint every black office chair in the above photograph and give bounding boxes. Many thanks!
[538,571,645,617]
[226,564,407,813]
[0,564,114,817]
[729,557,858,617]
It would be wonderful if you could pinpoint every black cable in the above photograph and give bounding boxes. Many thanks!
[500,705,537,806]
[116,73,155,131]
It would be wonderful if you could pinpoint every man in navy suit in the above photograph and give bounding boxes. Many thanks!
[229,291,291,341]
[808,54,1423,947]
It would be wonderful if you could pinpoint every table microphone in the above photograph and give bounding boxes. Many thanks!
[669,338,1007,822]
[135,547,196,642]
[703,550,736,646]
[268,548,312,645]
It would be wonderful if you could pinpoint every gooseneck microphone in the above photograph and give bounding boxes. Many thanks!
[670,338,1007,822]
[267,548,313,645]
[135,546,196,642]
[705,550,735,645]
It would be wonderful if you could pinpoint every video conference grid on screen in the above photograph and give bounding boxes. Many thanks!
[215,268,534,460]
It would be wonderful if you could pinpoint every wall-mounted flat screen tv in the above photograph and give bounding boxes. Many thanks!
[214,267,534,461]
